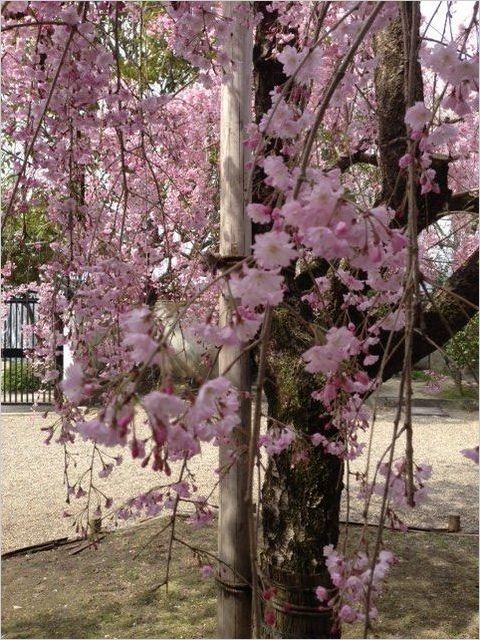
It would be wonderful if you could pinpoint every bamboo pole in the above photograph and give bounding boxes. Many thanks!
[217,3,253,638]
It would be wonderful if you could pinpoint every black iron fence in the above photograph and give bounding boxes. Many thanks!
[1,295,62,405]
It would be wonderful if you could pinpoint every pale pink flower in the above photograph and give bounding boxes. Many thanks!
[43,369,60,383]
[5,1,28,13]
[315,586,329,602]
[191,322,239,347]
[277,45,322,83]
[61,363,85,403]
[443,89,471,116]
[76,419,126,447]
[427,43,460,79]
[187,508,214,528]
[303,327,361,375]
[309,181,339,220]
[119,306,151,334]
[230,267,284,308]
[259,427,295,455]
[404,101,432,132]
[168,423,200,458]
[398,153,413,169]
[428,123,458,148]
[171,481,190,498]
[187,376,233,424]
[277,45,305,77]
[377,309,405,332]
[253,230,297,269]
[260,96,303,139]
[303,226,351,261]
[390,231,408,253]
[142,391,186,426]
[280,200,303,227]
[247,203,272,224]
[60,6,80,25]
[263,155,292,191]
[378,550,395,564]
[311,432,328,447]
[420,168,440,195]
[339,605,359,623]
[233,307,263,342]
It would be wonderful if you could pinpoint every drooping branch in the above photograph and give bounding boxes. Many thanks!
[371,3,479,384]
[417,185,479,233]
[368,248,479,381]
[374,12,476,232]
[448,189,479,213]
[335,151,378,173]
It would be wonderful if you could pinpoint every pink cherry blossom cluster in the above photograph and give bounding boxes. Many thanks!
[315,544,396,626]
[117,490,165,521]
[422,370,448,394]
[403,102,442,195]
[3,4,478,620]
[259,426,296,456]
[311,393,370,461]
[422,43,479,116]
[138,375,241,467]
[190,306,263,348]
[367,457,432,511]
[120,306,166,367]
[157,1,261,85]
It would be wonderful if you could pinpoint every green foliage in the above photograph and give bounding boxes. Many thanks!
[2,201,56,286]
[411,370,429,381]
[444,313,479,374]
[117,4,195,93]
[440,383,478,402]
[2,360,41,393]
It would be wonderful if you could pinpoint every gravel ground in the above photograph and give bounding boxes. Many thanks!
[1,404,478,553]
[342,407,479,533]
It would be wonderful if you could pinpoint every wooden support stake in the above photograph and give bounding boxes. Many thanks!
[447,514,461,532]
[217,3,253,638]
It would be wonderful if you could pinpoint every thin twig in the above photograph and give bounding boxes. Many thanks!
[2,26,77,230]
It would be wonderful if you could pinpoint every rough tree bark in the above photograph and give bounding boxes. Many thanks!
[256,4,479,639]
[261,307,343,639]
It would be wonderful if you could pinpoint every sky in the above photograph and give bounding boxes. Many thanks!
[421,1,478,42]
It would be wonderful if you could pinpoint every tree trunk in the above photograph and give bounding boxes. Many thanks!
[260,309,342,639]
[255,4,477,639]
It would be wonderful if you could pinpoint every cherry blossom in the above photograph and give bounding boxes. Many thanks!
[247,203,272,224]
[252,230,298,269]
[2,3,478,630]
[61,364,86,404]
[229,267,284,308]
[404,101,432,132]
[303,327,361,375]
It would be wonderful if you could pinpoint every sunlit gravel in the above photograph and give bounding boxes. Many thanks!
[1,405,478,552]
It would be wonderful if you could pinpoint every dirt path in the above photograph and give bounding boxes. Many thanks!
[1,405,478,552]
